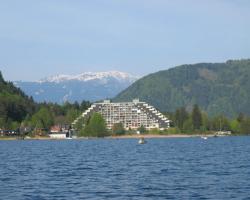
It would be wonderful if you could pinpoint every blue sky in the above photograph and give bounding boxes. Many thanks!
[0,0,250,81]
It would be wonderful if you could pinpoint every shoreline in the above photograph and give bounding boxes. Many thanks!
[106,134,201,139]
[0,133,238,140]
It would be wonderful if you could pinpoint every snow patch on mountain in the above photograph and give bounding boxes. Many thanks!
[38,71,138,83]
[15,71,139,103]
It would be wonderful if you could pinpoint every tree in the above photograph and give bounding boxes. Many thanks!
[201,112,209,132]
[11,121,20,130]
[240,117,250,134]
[0,71,6,83]
[174,107,189,130]
[80,101,91,112]
[183,118,194,133]
[66,108,79,124]
[192,104,202,130]
[210,115,230,131]
[83,113,108,137]
[112,123,125,135]
[230,119,240,134]
[237,113,245,123]
[138,125,146,134]
[0,117,5,129]
[31,107,54,129]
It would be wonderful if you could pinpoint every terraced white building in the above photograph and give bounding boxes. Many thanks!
[73,99,170,130]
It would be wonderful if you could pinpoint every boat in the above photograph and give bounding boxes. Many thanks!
[138,137,147,144]
[214,118,232,137]
[201,136,208,140]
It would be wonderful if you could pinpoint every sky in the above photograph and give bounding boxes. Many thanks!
[0,0,250,81]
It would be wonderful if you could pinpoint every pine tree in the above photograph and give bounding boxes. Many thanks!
[192,104,202,130]
[0,71,5,83]
[174,107,189,130]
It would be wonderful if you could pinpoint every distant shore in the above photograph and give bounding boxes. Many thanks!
[0,133,229,140]
[107,134,202,139]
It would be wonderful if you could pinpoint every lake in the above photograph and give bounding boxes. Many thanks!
[0,136,250,199]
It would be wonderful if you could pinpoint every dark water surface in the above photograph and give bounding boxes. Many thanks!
[0,136,250,199]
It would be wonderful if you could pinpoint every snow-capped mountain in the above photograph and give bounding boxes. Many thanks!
[15,71,138,103]
[39,71,136,83]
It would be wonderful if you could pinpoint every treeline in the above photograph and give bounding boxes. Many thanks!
[166,104,250,135]
[1,100,91,133]
[24,101,90,133]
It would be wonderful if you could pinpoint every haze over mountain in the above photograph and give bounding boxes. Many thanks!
[114,59,250,118]
[15,71,138,103]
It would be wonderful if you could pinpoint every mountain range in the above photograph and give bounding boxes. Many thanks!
[114,59,250,118]
[15,71,138,103]
[8,59,250,118]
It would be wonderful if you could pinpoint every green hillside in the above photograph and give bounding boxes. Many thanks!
[0,71,37,128]
[114,59,250,117]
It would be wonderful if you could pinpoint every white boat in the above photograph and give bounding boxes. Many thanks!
[138,137,147,144]
[201,136,208,140]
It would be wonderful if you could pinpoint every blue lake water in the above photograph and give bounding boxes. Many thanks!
[0,136,250,200]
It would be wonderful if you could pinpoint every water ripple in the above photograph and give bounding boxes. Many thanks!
[0,137,250,199]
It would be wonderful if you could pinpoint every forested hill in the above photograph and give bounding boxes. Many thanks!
[0,71,36,127]
[114,59,250,117]
[0,71,91,131]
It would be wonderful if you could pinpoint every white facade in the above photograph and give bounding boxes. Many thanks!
[75,99,170,130]
[49,133,67,139]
